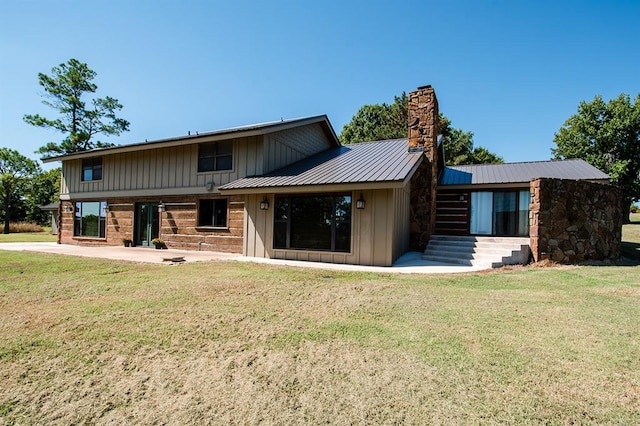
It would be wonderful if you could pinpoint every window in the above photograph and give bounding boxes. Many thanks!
[470,190,530,237]
[198,141,233,172]
[74,201,107,238]
[274,194,351,252]
[82,158,102,181]
[198,199,228,227]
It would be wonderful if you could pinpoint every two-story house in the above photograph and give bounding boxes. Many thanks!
[43,86,623,266]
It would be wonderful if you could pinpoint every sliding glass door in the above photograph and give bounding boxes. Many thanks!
[470,190,530,236]
[470,192,493,235]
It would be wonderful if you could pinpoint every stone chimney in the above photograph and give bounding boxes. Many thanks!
[408,85,439,251]
[408,85,439,164]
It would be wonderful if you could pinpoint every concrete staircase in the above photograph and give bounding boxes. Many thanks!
[423,235,531,268]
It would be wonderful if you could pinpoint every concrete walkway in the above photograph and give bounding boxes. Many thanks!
[0,242,490,274]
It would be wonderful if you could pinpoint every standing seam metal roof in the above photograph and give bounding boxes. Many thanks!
[438,159,609,185]
[218,139,422,190]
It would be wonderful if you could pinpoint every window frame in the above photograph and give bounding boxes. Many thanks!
[73,201,107,239]
[197,141,233,173]
[197,198,229,229]
[81,157,103,182]
[273,193,352,253]
[470,189,530,237]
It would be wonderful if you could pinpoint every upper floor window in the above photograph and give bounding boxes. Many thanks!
[198,198,228,228]
[82,158,102,181]
[198,141,232,172]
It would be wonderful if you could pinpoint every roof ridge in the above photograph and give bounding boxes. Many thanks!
[344,138,408,147]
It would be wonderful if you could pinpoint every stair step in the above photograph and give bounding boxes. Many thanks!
[424,235,530,268]
[422,254,473,266]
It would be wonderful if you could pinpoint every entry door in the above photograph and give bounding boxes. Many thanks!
[135,203,159,246]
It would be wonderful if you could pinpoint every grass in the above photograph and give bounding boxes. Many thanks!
[622,213,640,261]
[0,224,639,423]
[0,261,638,422]
[0,226,56,243]
[7,222,44,233]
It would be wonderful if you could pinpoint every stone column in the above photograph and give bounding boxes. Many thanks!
[408,85,439,250]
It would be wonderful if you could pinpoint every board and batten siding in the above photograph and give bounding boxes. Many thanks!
[391,187,411,262]
[243,188,409,267]
[60,136,263,199]
[262,123,334,173]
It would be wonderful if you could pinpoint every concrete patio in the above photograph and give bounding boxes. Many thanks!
[0,242,491,274]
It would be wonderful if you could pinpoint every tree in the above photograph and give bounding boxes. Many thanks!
[0,148,40,233]
[24,58,130,157]
[25,167,61,224]
[552,93,640,219]
[339,92,503,165]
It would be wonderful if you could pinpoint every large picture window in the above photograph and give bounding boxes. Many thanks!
[198,199,228,227]
[198,141,233,172]
[74,201,107,238]
[82,158,102,181]
[274,194,351,252]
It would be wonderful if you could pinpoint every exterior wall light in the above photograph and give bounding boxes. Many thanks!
[104,204,111,212]
[260,197,269,210]
[356,194,366,210]
[63,204,74,213]
[158,202,166,213]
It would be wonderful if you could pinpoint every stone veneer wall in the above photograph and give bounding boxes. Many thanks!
[529,178,623,263]
[409,160,434,251]
[408,85,439,251]
[59,195,244,253]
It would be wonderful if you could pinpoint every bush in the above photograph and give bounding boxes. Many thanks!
[8,222,44,233]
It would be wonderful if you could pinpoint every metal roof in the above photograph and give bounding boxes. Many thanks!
[39,202,59,210]
[42,115,338,163]
[439,159,609,185]
[219,139,423,191]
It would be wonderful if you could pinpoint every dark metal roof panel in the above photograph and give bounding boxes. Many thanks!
[439,159,609,185]
[42,115,339,163]
[219,139,422,190]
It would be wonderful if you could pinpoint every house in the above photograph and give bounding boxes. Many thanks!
[42,86,623,266]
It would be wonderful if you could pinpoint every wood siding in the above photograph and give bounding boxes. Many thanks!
[61,136,263,199]
[263,123,334,173]
[392,187,411,262]
[58,195,244,252]
[244,188,408,267]
[435,190,470,235]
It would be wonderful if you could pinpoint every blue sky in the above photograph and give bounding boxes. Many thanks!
[1,0,638,169]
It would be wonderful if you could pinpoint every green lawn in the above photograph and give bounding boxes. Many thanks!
[0,224,639,423]
[622,214,640,261]
[0,230,57,243]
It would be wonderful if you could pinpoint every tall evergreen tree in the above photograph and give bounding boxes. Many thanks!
[24,59,130,157]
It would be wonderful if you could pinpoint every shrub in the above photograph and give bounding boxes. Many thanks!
[8,222,44,233]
